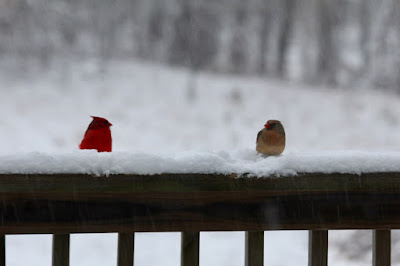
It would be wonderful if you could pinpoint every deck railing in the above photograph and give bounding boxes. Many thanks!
[0,172,398,266]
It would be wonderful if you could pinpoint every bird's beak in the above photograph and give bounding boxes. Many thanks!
[109,123,113,126]
[264,123,271,129]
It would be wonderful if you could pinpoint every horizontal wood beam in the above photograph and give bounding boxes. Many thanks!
[0,173,399,233]
[0,173,399,196]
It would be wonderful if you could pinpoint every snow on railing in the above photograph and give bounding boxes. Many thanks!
[0,152,398,266]
[1,150,400,176]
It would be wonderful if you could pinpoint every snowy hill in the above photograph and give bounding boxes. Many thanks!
[1,58,400,265]
[3,58,400,155]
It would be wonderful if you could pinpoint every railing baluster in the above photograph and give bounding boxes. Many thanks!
[245,231,264,266]
[52,234,70,266]
[308,230,328,266]
[0,235,4,266]
[181,232,199,266]
[373,230,390,266]
[117,233,134,266]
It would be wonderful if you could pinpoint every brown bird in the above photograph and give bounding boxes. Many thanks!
[256,120,285,156]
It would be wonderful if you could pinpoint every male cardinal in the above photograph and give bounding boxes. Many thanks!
[256,120,285,156]
[79,116,112,152]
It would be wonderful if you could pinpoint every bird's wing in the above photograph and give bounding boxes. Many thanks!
[256,130,262,143]
[79,129,98,148]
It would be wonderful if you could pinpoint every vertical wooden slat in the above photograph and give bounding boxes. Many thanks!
[373,230,391,266]
[117,233,134,266]
[52,234,70,266]
[308,230,328,266]
[181,232,199,266]
[0,235,5,266]
[245,231,264,266]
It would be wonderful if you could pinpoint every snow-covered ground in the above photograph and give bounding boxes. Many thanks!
[1,58,400,265]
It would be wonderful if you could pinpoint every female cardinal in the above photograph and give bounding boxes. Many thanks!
[256,120,285,156]
[79,116,112,152]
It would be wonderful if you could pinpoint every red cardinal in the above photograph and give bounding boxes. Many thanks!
[79,116,112,152]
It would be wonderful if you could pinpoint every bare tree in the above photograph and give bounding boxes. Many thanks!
[257,0,273,75]
[316,0,344,85]
[230,3,248,74]
[276,0,295,77]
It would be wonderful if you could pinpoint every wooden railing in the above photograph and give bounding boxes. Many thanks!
[0,172,399,266]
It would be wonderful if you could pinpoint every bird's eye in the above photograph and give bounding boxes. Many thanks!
[104,121,108,126]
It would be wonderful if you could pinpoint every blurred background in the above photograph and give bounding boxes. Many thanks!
[3,0,400,89]
[1,0,400,265]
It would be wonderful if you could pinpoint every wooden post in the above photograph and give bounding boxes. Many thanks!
[52,234,70,266]
[308,230,328,266]
[181,232,199,266]
[0,235,5,266]
[117,233,134,266]
[373,230,390,266]
[245,231,264,266]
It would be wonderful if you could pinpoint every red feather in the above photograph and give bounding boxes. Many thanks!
[79,116,112,152]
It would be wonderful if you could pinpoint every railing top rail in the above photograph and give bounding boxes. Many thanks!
[1,172,400,193]
[0,172,399,234]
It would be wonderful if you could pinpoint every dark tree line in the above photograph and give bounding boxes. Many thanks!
[1,0,400,92]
